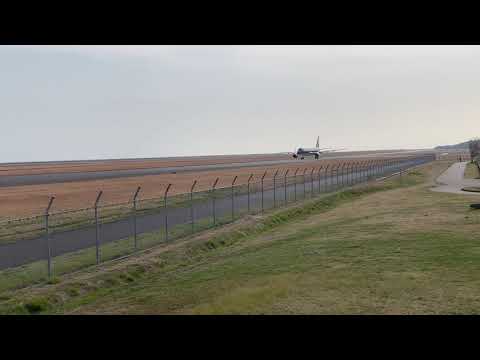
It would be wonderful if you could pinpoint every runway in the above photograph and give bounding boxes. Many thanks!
[0,150,431,188]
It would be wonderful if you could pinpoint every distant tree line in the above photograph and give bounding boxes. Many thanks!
[435,141,471,150]
[469,139,480,162]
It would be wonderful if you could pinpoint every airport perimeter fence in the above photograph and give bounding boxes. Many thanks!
[0,154,436,287]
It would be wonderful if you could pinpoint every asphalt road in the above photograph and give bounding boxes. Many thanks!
[431,162,480,195]
[0,157,431,270]
[0,150,430,188]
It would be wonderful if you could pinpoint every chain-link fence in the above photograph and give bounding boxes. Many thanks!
[0,154,436,287]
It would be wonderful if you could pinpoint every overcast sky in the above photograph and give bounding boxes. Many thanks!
[1,45,479,163]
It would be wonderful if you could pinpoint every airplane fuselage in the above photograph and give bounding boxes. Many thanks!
[293,148,322,159]
[293,136,337,160]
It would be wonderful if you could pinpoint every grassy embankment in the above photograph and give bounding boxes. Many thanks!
[2,160,480,314]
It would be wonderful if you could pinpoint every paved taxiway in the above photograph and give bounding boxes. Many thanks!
[0,151,429,188]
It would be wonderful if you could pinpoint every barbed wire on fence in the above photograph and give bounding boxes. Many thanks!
[0,154,437,281]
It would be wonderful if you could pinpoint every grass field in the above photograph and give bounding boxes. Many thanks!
[465,162,480,179]
[2,160,479,314]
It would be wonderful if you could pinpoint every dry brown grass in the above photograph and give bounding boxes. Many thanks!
[464,162,480,179]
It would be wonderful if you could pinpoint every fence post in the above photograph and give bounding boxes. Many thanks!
[338,164,342,188]
[324,165,330,192]
[284,169,289,205]
[330,165,335,191]
[273,170,279,208]
[347,163,350,186]
[354,161,361,184]
[211,178,219,226]
[164,184,172,241]
[310,168,315,197]
[302,168,307,199]
[45,196,55,279]
[345,162,350,186]
[352,162,356,185]
[346,163,350,186]
[335,163,343,190]
[332,165,336,190]
[247,174,253,213]
[132,186,141,250]
[318,166,323,194]
[261,171,267,213]
[190,180,197,234]
[352,163,356,185]
[351,163,355,185]
[344,163,348,187]
[94,190,103,265]
[231,176,238,220]
[342,163,346,187]
[294,168,299,201]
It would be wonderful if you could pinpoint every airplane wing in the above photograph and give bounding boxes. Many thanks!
[320,148,346,153]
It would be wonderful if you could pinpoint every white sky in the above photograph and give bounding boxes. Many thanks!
[1,45,478,163]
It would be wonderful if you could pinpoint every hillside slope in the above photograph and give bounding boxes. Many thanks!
[2,160,480,314]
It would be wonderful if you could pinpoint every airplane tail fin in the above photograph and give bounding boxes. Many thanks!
[316,136,319,148]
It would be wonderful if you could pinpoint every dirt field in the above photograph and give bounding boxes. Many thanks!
[0,154,291,177]
[0,150,414,176]
[0,152,432,219]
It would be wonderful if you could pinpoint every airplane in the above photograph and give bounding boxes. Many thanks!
[292,136,343,160]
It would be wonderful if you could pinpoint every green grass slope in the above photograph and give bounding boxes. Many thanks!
[2,160,480,314]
